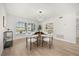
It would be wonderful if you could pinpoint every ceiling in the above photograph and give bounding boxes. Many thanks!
[3,3,79,21]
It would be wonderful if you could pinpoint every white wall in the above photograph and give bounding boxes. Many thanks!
[41,17,65,41]
[63,12,76,43]
[0,4,6,55]
[76,16,79,39]
[53,16,64,40]
[42,12,76,43]
[6,14,39,40]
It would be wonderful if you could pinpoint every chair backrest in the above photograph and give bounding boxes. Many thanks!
[41,31,53,38]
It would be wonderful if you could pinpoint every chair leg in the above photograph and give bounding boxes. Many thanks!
[52,37,53,48]
[30,38,32,51]
[49,37,50,48]
[26,38,28,48]
[42,37,43,47]
[49,37,51,48]
[37,37,38,47]
[49,37,53,48]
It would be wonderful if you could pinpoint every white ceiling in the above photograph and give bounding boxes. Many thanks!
[3,3,79,21]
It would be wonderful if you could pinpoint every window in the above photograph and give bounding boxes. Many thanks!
[16,21,35,34]
[45,23,53,34]
[16,21,26,34]
[27,23,35,32]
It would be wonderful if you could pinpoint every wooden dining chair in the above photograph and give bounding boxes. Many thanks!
[26,35,38,50]
[42,34,53,48]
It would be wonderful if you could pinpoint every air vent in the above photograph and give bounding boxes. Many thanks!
[59,16,63,19]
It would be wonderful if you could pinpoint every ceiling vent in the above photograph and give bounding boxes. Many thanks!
[59,16,63,19]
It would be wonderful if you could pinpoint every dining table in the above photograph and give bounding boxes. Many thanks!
[26,32,53,50]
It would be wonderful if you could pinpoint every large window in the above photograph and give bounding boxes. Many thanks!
[16,21,26,34]
[16,21,35,34]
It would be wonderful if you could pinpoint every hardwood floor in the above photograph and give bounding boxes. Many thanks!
[1,38,79,56]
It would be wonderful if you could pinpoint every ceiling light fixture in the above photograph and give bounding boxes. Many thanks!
[39,10,42,13]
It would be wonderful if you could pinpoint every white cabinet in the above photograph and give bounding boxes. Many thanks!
[4,31,13,49]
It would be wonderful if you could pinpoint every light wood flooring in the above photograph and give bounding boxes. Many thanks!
[2,38,79,56]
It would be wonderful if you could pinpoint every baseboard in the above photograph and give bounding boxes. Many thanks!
[54,37,76,44]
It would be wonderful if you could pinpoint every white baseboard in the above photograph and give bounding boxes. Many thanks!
[54,37,76,44]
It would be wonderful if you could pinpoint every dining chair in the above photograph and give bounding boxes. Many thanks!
[26,35,38,50]
[41,33,53,48]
